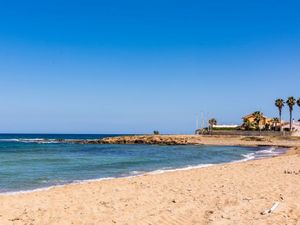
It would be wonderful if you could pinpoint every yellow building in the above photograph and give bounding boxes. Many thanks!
[242,113,273,127]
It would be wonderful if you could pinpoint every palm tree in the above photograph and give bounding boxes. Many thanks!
[252,111,263,130]
[208,118,217,133]
[243,118,254,130]
[275,99,285,131]
[272,117,280,130]
[286,97,296,131]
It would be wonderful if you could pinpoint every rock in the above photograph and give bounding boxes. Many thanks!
[50,135,202,145]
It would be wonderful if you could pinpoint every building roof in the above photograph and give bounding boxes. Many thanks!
[242,114,268,119]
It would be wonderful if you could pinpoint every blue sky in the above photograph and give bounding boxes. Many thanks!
[0,0,300,134]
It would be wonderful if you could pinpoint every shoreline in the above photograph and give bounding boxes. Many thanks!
[0,139,299,225]
[3,134,300,149]
[0,145,289,196]
[0,147,299,224]
[99,134,300,148]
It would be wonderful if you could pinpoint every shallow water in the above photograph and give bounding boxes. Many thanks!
[0,134,286,193]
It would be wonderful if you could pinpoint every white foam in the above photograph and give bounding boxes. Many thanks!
[148,164,213,174]
[240,147,286,162]
[0,139,20,142]
[0,185,64,196]
[241,153,256,161]
[0,138,68,144]
[0,177,116,196]
[0,138,58,144]
[129,170,147,175]
[19,138,60,144]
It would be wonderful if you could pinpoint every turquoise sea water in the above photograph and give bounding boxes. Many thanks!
[0,134,286,193]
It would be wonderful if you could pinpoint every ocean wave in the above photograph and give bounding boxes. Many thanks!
[148,164,213,174]
[0,177,116,196]
[241,147,285,161]
[129,170,147,175]
[0,138,62,144]
[241,153,256,161]
[0,138,20,142]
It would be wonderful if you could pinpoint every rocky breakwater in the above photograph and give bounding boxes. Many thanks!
[42,135,202,145]
[99,135,203,145]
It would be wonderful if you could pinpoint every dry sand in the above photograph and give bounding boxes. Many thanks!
[0,147,299,225]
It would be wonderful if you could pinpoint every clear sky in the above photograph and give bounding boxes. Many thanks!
[0,0,300,134]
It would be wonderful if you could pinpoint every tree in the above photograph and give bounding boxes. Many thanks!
[272,117,280,131]
[243,118,255,130]
[275,99,285,131]
[252,111,263,130]
[208,118,217,133]
[286,97,296,131]
[153,130,160,135]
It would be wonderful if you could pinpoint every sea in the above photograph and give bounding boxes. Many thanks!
[0,133,286,194]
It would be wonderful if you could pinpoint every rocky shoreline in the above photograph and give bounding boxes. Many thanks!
[100,135,203,145]
[56,134,300,148]
[48,135,201,145]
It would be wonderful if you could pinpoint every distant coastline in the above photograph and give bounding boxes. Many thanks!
[6,134,300,148]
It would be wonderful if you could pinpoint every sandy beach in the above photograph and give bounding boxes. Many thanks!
[0,143,299,225]
[2,0,300,224]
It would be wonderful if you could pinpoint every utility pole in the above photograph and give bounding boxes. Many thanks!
[201,112,204,129]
